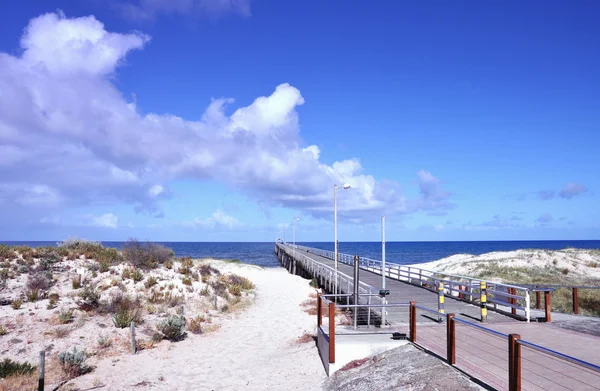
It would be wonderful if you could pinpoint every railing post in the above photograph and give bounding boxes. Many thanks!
[512,287,517,315]
[317,293,322,327]
[38,350,45,391]
[468,279,473,301]
[544,291,552,322]
[353,255,360,330]
[480,281,487,322]
[438,282,445,322]
[508,334,522,391]
[447,314,456,365]
[572,288,579,315]
[459,285,463,300]
[367,294,372,327]
[409,301,416,343]
[536,288,541,309]
[329,301,335,363]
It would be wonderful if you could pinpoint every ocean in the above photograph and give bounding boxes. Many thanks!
[1,240,599,268]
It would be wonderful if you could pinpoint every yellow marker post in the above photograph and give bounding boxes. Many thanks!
[438,282,445,322]
[480,281,488,322]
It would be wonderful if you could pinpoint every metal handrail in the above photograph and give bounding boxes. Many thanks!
[517,339,600,373]
[288,243,532,321]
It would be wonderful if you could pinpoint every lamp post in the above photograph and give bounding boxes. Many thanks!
[293,218,300,256]
[334,183,351,294]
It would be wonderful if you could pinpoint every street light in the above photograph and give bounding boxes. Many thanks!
[293,218,300,257]
[334,183,351,294]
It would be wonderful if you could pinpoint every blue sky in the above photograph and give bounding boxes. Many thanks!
[0,0,598,242]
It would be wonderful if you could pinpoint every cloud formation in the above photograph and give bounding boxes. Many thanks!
[87,213,119,228]
[558,183,588,200]
[185,209,240,229]
[117,0,251,21]
[536,213,553,224]
[0,13,451,229]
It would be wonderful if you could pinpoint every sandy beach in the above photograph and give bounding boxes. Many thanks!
[65,263,325,391]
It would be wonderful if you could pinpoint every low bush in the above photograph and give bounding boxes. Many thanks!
[26,290,39,302]
[11,299,22,310]
[99,260,110,273]
[58,309,73,324]
[26,273,51,292]
[104,294,142,328]
[164,292,184,308]
[182,277,192,286]
[165,259,173,269]
[157,315,185,341]
[97,335,112,349]
[210,281,228,298]
[123,239,174,269]
[229,285,242,296]
[58,347,89,378]
[199,264,220,276]
[228,274,255,290]
[80,285,100,308]
[0,325,7,336]
[72,275,81,289]
[145,276,158,289]
[131,269,143,282]
[0,358,35,378]
[0,245,15,261]
[200,287,209,296]
[187,316,203,334]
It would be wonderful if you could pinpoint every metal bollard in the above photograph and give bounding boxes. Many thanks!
[438,282,445,322]
[480,281,488,322]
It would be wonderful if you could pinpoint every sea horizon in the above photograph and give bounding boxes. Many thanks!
[2,239,599,268]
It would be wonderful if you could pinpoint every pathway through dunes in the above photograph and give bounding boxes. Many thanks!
[67,265,326,390]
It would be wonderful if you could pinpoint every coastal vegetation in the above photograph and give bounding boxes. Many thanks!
[420,248,600,316]
[0,238,257,388]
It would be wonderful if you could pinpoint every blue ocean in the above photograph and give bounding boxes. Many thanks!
[1,240,599,268]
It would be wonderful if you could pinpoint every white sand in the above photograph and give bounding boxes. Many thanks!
[406,248,600,282]
[67,264,326,390]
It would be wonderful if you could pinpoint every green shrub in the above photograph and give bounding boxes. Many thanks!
[11,299,22,310]
[131,268,143,282]
[0,245,14,261]
[182,277,192,286]
[0,325,7,336]
[105,294,142,328]
[80,285,100,308]
[165,260,173,269]
[145,276,158,289]
[58,309,73,324]
[26,289,39,302]
[157,315,186,341]
[99,260,110,273]
[200,287,209,296]
[229,285,242,296]
[97,335,112,349]
[123,239,173,269]
[0,358,35,378]
[58,347,89,378]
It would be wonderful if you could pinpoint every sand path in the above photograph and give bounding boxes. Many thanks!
[69,266,326,390]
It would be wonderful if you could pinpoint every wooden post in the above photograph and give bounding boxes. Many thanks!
[328,301,335,363]
[317,293,322,327]
[544,291,552,322]
[38,350,45,391]
[511,287,517,315]
[572,288,579,315]
[508,334,522,391]
[536,289,541,310]
[459,285,463,300]
[447,314,456,365]
[130,322,136,354]
[409,301,416,343]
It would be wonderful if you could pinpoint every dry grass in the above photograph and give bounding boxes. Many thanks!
[296,333,314,344]
[0,357,64,391]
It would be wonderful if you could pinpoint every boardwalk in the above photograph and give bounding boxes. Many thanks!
[276,243,600,391]
[284,244,518,324]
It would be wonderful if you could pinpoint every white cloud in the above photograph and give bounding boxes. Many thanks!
[0,13,451,228]
[148,185,164,197]
[118,0,251,21]
[88,213,119,228]
[559,183,587,199]
[185,209,240,229]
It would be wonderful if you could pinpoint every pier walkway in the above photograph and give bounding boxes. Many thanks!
[275,243,600,390]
